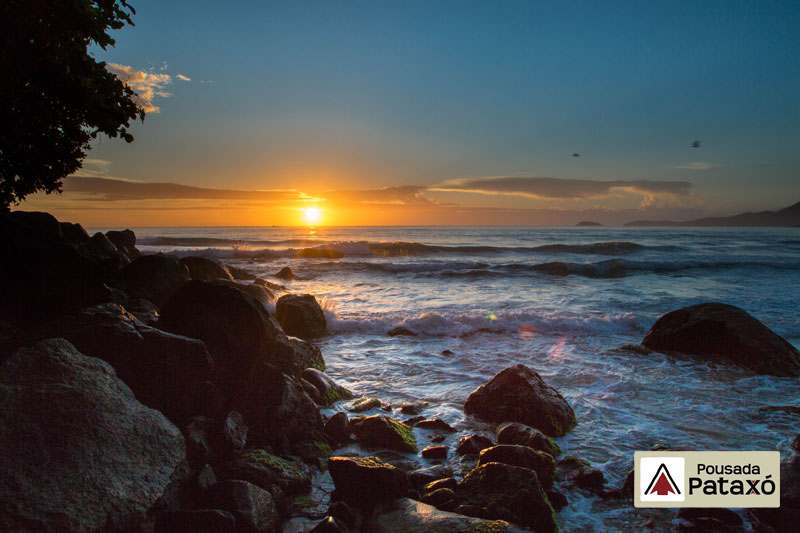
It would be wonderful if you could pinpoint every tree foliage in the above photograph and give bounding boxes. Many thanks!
[0,0,145,208]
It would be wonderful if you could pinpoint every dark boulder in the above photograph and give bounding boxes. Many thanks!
[556,456,606,494]
[310,516,349,532]
[60,221,91,244]
[415,418,456,432]
[0,339,187,532]
[365,498,526,533]
[28,303,213,423]
[9,210,62,235]
[388,326,417,337]
[205,480,280,533]
[328,456,410,508]
[206,278,274,309]
[350,397,382,412]
[302,368,353,406]
[155,510,237,533]
[456,434,494,456]
[478,445,556,489]
[457,462,557,532]
[351,415,418,453]
[642,302,800,376]
[91,231,130,267]
[276,293,327,339]
[408,465,454,491]
[324,412,351,444]
[106,228,140,260]
[223,449,312,497]
[464,364,577,437]
[127,297,160,325]
[220,411,249,456]
[421,445,448,459]
[181,256,234,281]
[1,212,112,325]
[121,253,190,307]
[274,266,295,280]
[227,264,257,280]
[497,422,562,457]
[421,488,457,510]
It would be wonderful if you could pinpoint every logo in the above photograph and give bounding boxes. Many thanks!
[634,451,779,508]
[639,457,685,502]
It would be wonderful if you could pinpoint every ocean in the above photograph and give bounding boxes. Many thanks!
[126,225,800,530]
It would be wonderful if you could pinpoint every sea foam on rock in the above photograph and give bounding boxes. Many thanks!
[642,302,800,376]
[464,364,577,437]
[0,339,187,531]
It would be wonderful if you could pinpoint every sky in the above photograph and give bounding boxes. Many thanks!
[20,0,800,226]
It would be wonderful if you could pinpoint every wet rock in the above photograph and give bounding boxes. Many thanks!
[91,231,130,267]
[399,401,427,415]
[457,462,557,532]
[276,293,327,339]
[642,302,800,376]
[328,500,362,531]
[106,229,140,260]
[546,489,568,512]
[431,434,446,443]
[425,477,458,493]
[456,434,494,456]
[556,456,606,494]
[196,464,217,493]
[351,415,418,453]
[155,510,237,533]
[350,397,382,412]
[422,487,457,510]
[415,418,456,432]
[184,416,217,467]
[302,368,353,406]
[206,479,280,533]
[274,266,295,280]
[388,326,417,337]
[324,412,351,444]
[223,449,312,496]
[497,422,562,457]
[227,264,257,280]
[365,498,526,533]
[207,278,274,309]
[309,516,349,532]
[794,434,800,453]
[328,456,409,508]
[676,508,743,531]
[403,415,426,426]
[422,445,448,459]
[28,303,213,422]
[464,364,577,437]
[121,253,191,306]
[409,465,454,491]
[478,445,556,489]
[1,212,112,325]
[181,256,234,281]
[126,297,160,324]
[290,337,325,371]
[221,411,248,456]
[0,339,187,532]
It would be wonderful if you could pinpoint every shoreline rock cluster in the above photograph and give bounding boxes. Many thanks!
[2,210,800,532]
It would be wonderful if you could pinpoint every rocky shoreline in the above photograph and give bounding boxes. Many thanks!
[1,211,800,532]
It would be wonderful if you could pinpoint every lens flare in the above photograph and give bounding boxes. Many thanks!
[302,206,322,225]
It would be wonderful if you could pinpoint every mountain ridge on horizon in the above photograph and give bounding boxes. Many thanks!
[624,201,800,227]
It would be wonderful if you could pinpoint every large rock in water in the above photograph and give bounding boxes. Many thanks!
[0,339,187,531]
[351,415,418,453]
[1,212,112,325]
[180,256,234,281]
[121,253,191,307]
[457,462,557,533]
[478,445,556,489]
[106,229,140,260]
[28,303,213,423]
[464,364,577,437]
[366,498,527,533]
[642,302,800,376]
[276,293,327,339]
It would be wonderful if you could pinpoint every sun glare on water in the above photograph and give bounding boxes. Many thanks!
[302,206,322,225]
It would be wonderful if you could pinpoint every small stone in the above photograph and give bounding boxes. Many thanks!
[350,397,381,413]
[388,326,417,337]
[455,434,493,456]
[421,445,448,459]
[415,418,456,432]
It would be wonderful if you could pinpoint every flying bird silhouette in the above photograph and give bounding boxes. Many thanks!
[572,153,580,157]
[692,140,701,148]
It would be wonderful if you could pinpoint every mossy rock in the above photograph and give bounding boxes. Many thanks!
[225,449,311,495]
[351,415,418,453]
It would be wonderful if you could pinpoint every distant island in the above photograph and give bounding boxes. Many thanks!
[625,201,800,227]
[576,221,603,227]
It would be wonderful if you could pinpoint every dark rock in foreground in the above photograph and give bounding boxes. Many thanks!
[0,339,187,531]
[274,266,295,280]
[478,445,556,489]
[180,255,234,281]
[457,462,557,532]
[642,302,800,376]
[464,364,577,437]
[276,293,327,339]
[205,479,280,532]
[121,253,190,307]
[456,434,494,456]
[556,455,606,494]
[497,422,562,457]
[328,456,409,508]
[365,498,526,532]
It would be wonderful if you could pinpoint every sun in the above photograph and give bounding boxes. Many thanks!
[302,206,322,225]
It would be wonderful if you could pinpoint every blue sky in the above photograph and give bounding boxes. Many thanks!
[25,0,800,225]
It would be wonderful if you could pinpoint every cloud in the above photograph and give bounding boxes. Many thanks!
[176,74,191,82]
[674,162,713,170]
[106,63,172,113]
[430,176,692,199]
[323,186,435,206]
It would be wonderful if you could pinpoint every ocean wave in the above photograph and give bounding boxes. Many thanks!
[325,308,646,337]
[139,238,674,257]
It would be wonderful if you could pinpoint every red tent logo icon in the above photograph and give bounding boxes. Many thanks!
[644,463,681,496]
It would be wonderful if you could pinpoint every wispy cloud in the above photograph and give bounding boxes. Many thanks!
[430,176,692,199]
[106,63,172,113]
[176,74,191,82]
[674,162,713,170]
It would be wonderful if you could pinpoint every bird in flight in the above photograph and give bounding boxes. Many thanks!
[692,140,701,148]
[572,153,580,157]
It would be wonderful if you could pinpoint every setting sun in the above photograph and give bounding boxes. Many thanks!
[302,206,322,225]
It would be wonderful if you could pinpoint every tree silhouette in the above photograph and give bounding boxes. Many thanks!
[0,0,145,208]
